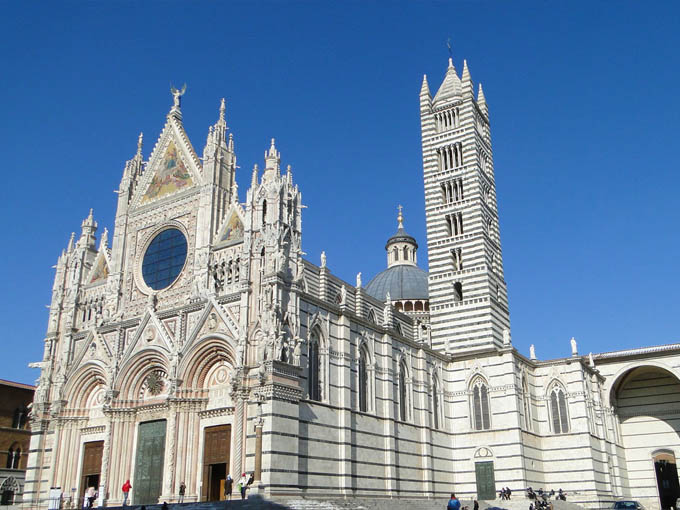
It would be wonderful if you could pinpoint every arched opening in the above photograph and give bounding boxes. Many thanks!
[611,365,680,510]
[308,332,321,401]
[398,361,408,422]
[358,346,369,413]
[404,301,413,312]
[414,301,423,312]
[471,377,490,431]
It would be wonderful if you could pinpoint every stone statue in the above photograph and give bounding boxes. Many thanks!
[340,285,347,305]
[293,339,302,366]
[320,251,326,268]
[170,83,187,107]
[502,328,511,346]
[356,272,362,288]
[275,333,284,362]
[589,352,595,367]
[570,337,578,356]
[530,344,536,360]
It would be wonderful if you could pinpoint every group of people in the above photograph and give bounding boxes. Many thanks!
[527,487,567,503]
[117,472,254,507]
[499,487,513,500]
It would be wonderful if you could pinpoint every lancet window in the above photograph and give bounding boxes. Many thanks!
[358,346,369,412]
[522,377,533,431]
[398,360,410,422]
[308,332,321,401]
[471,377,491,430]
[549,385,570,434]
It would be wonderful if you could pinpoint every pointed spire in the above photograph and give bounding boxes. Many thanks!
[263,138,281,181]
[99,227,109,251]
[67,232,75,253]
[136,132,143,159]
[286,164,293,184]
[478,83,487,115]
[251,164,259,187]
[80,209,97,249]
[420,74,431,97]
[228,132,234,151]
[219,98,226,123]
[461,59,473,98]
[434,57,462,103]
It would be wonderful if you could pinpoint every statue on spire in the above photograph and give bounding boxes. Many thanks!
[397,204,404,229]
[170,83,187,108]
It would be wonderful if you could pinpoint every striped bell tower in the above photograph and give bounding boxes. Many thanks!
[420,57,510,354]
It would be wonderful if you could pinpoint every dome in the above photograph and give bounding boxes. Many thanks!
[365,264,429,301]
[386,227,418,250]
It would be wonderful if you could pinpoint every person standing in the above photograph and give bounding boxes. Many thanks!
[122,480,131,506]
[224,475,233,501]
[238,473,248,500]
[448,493,461,510]
[178,482,186,503]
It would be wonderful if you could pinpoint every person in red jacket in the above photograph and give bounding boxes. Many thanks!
[122,480,131,506]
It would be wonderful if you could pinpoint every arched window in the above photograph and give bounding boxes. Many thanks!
[395,322,403,335]
[5,448,13,469]
[453,282,463,302]
[398,361,409,421]
[308,334,321,401]
[6,445,19,470]
[358,347,369,412]
[471,378,491,430]
[367,309,377,324]
[11,449,20,470]
[522,377,532,431]
[432,377,441,430]
[550,385,570,434]
[261,200,267,227]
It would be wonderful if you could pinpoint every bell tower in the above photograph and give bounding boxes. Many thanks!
[420,57,510,354]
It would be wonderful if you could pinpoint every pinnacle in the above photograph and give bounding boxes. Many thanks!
[420,74,430,96]
[136,132,143,157]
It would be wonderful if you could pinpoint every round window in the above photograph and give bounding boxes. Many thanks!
[141,228,188,291]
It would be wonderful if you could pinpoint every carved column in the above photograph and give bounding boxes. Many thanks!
[161,404,178,501]
[98,419,113,506]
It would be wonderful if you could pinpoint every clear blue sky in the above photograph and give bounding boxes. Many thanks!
[2,2,679,385]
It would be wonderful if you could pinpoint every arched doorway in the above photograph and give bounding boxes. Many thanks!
[611,365,680,510]
[654,451,680,510]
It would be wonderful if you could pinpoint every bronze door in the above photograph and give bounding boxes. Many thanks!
[133,420,167,505]
[475,461,496,500]
[202,425,231,501]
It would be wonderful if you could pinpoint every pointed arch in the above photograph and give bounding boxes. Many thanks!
[522,374,533,431]
[470,375,491,430]
[397,355,411,422]
[357,339,374,413]
[114,348,170,401]
[62,362,108,411]
[308,327,322,401]
[367,309,377,324]
[547,380,570,434]
[178,334,237,390]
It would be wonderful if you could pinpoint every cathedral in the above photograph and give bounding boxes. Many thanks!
[25,57,680,510]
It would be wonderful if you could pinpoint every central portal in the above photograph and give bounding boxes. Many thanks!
[202,425,231,501]
[133,420,167,505]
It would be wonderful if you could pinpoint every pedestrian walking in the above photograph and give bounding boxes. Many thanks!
[474,500,479,510]
[224,475,233,500]
[162,502,168,510]
[448,493,461,510]
[122,479,131,506]
[178,482,186,503]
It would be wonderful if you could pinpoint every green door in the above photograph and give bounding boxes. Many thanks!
[475,461,496,500]
[133,420,167,505]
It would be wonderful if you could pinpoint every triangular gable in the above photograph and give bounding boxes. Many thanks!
[131,117,202,208]
[86,250,110,285]
[216,205,245,244]
[183,298,239,354]
[67,330,114,378]
[120,309,174,364]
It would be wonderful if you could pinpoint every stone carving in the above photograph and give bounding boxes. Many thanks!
[320,251,326,268]
[570,336,578,356]
[207,312,218,331]
[292,338,302,366]
[529,344,536,360]
[502,328,511,346]
[356,272,362,288]
[340,285,347,306]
